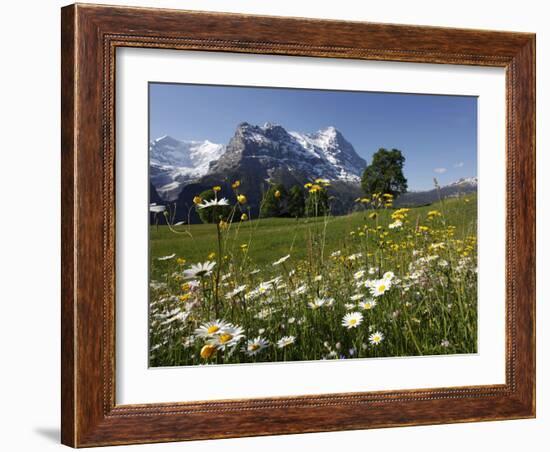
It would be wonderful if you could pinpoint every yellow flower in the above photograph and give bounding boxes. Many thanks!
[360,198,370,204]
[237,194,247,204]
[200,344,217,359]
[213,186,222,192]
[240,243,248,249]
[218,333,233,344]
[231,180,241,189]
[208,252,216,260]
[193,196,202,205]
[240,213,248,221]
[219,220,229,230]
[176,258,186,265]
[369,212,378,220]
[427,210,442,219]
[304,183,313,189]
[181,283,191,291]
[274,190,281,199]
[309,184,322,193]
[179,293,191,302]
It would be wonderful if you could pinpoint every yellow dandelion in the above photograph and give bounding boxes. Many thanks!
[240,213,248,221]
[176,258,186,265]
[274,190,281,199]
[207,252,216,260]
[231,180,241,189]
[193,196,202,205]
[237,194,247,204]
[213,186,222,192]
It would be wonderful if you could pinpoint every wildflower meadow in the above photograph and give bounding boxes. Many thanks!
[148,180,478,367]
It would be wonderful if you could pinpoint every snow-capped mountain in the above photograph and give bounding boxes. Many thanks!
[395,177,477,207]
[160,123,367,223]
[447,176,478,188]
[208,122,366,182]
[149,136,225,201]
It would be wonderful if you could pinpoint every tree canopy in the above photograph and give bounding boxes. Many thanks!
[361,148,408,197]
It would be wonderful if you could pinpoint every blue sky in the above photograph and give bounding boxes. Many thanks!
[149,83,477,191]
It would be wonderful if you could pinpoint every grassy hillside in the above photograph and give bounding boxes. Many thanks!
[150,194,477,270]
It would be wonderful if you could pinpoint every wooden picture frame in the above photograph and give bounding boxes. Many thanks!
[61,3,535,447]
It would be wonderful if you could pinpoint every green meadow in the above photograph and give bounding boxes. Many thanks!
[150,195,477,271]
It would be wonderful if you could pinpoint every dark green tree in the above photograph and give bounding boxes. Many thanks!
[287,185,306,218]
[196,189,232,224]
[361,148,408,197]
[260,184,287,218]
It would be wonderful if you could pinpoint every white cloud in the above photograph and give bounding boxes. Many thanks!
[453,162,464,168]
[433,167,447,174]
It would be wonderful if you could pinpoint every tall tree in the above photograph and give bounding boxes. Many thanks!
[361,148,408,197]
[287,185,306,218]
[260,184,287,218]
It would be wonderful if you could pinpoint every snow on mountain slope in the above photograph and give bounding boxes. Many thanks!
[149,136,225,201]
[209,122,366,182]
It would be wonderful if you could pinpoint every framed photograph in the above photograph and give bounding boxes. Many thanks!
[61,3,536,447]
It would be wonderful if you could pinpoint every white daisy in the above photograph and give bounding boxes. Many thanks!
[187,279,200,290]
[157,253,176,261]
[368,267,378,275]
[194,319,232,338]
[272,254,291,266]
[183,261,216,279]
[353,270,366,280]
[370,278,391,297]
[382,271,395,281]
[277,336,295,348]
[149,203,166,213]
[350,293,364,301]
[242,336,269,356]
[331,250,342,257]
[225,284,247,299]
[308,297,334,310]
[347,253,363,261]
[344,303,356,310]
[369,331,384,345]
[359,299,377,310]
[207,324,245,350]
[341,312,364,329]
[257,281,273,294]
[197,198,230,209]
[388,220,403,229]
[314,275,323,282]
[292,284,307,295]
